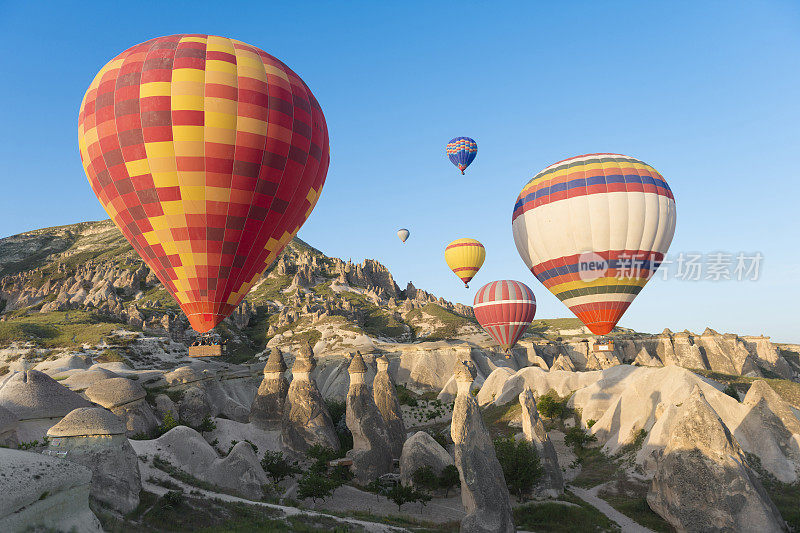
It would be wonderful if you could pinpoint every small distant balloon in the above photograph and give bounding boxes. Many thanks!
[473,280,537,354]
[397,229,410,243]
[446,137,477,174]
[444,238,485,288]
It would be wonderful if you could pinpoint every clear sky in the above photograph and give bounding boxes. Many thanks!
[1,1,799,342]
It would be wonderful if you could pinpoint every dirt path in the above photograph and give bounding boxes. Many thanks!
[570,484,656,533]
[139,460,408,533]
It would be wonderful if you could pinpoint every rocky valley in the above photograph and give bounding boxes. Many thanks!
[1,220,799,532]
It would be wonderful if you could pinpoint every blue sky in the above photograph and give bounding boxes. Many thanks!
[1,1,799,341]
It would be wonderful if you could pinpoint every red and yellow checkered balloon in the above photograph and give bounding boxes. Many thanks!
[78,35,330,333]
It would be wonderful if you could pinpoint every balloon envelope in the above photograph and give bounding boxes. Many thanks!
[397,228,410,243]
[473,280,537,352]
[512,153,676,335]
[446,137,477,174]
[445,238,485,288]
[78,34,330,333]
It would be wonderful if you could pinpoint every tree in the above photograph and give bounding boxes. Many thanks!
[438,464,460,497]
[411,466,438,492]
[297,470,339,504]
[493,437,543,499]
[305,444,339,473]
[261,450,300,484]
[386,483,423,512]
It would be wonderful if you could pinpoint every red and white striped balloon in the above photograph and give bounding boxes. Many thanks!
[473,280,537,353]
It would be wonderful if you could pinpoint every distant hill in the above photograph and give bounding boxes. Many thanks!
[0,219,606,363]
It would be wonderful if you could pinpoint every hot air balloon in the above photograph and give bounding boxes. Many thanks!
[446,137,477,174]
[397,228,410,243]
[473,280,537,355]
[445,238,485,288]
[512,153,676,336]
[78,34,330,334]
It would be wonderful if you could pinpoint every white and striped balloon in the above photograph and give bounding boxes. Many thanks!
[512,153,676,335]
[473,280,537,353]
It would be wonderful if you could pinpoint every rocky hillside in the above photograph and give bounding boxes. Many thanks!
[0,220,798,385]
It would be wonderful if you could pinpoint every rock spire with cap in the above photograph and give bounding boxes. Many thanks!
[345,351,393,483]
[372,354,406,459]
[250,348,289,429]
[47,407,141,514]
[451,360,515,532]
[85,377,159,437]
[281,344,339,455]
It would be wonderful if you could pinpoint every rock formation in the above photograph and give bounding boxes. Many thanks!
[519,387,564,498]
[281,344,339,455]
[132,426,268,500]
[451,361,515,533]
[372,354,406,458]
[0,448,102,532]
[47,407,141,514]
[0,369,91,441]
[345,351,393,484]
[399,430,454,486]
[0,405,19,448]
[163,366,215,425]
[550,353,576,372]
[84,377,159,436]
[61,367,119,392]
[250,348,289,429]
[646,386,785,533]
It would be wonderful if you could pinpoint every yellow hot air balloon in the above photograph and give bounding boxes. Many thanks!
[445,238,485,288]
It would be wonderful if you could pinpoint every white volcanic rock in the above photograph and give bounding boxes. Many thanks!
[47,407,141,514]
[346,352,393,484]
[519,387,564,498]
[134,425,268,500]
[281,347,339,455]
[476,367,516,407]
[647,387,785,533]
[0,448,102,532]
[85,377,159,436]
[372,354,406,459]
[451,361,514,533]
[250,348,289,429]
[399,430,454,486]
[0,405,19,448]
[0,369,91,441]
[61,367,119,392]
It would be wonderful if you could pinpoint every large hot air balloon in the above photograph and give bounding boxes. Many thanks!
[473,280,537,354]
[78,34,330,333]
[512,153,676,336]
[397,228,410,243]
[445,238,485,288]
[446,137,477,174]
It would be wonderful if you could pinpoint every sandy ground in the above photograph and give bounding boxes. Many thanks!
[548,429,580,482]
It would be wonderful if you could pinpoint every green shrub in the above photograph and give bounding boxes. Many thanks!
[586,419,596,428]
[154,411,179,437]
[564,426,597,450]
[396,385,418,407]
[537,390,569,419]
[193,415,216,433]
[325,399,346,426]
[438,464,460,497]
[305,444,339,472]
[261,450,299,483]
[162,490,184,509]
[493,437,543,498]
